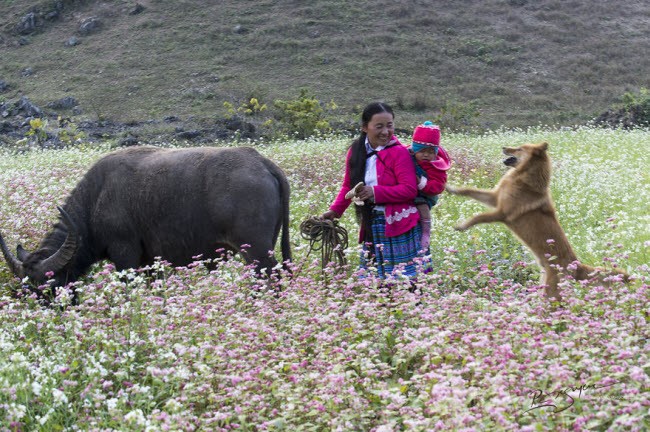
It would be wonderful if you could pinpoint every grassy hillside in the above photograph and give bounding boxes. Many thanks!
[1,0,649,132]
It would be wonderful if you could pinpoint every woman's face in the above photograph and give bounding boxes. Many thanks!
[363,111,394,148]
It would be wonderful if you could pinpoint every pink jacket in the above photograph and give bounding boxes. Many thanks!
[329,137,419,240]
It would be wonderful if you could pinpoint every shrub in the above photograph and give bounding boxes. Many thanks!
[223,97,267,118]
[272,89,333,139]
[22,116,86,148]
[594,87,650,128]
[220,91,339,141]
[435,100,481,132]
[621,87,650,125]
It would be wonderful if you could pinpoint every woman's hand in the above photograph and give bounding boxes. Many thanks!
[355,186,375,202]
[321,210,341,220]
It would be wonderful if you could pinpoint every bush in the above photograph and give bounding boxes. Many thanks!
[594,87,650,128]
[435,100,481,132]
[223,97,267,118]
[621,87,650,124]
[15,116,86,149]
[272,89,333,139]
[220,90,340,141]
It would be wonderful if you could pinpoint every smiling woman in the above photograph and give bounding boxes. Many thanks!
[321,102,426,279]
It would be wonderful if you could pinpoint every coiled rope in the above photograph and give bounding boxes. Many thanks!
[299,216,349,269]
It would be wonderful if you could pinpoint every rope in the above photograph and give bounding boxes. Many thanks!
[299,216,349,269]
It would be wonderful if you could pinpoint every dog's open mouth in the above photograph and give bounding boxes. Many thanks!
[503,156,518,167]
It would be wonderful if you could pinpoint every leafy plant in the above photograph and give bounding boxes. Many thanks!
[596,87,650,128]
[55,116,86,145]
[19,116,85,148]
[620,87,650,125]
[434,100,481,131]
[25,117,48,144]
[223,97,267,118]
[272,89,334,139]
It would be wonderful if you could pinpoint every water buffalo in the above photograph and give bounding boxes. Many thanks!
[0,146,291,298]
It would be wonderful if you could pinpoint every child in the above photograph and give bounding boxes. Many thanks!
[408,121,451,251]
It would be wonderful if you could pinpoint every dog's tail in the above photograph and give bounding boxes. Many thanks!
[576,263,629,285]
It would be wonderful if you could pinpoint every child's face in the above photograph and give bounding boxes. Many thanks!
[415,147,437,162]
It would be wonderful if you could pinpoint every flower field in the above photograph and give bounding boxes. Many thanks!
[0,127,648,431]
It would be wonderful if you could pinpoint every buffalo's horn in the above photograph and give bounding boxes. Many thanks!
[38,206,79,274]
[0,232,25,279]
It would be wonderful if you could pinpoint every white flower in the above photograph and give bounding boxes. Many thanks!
[38,408,54,425]
[32,381,42,396]
[8,403,27,420]
[10,352,26,363]
[125,409,146,426]
[131,383,151,394]
[164,398,182,412]
[52,388,68,405]
[106,398,119,411]
[376,424,397,432]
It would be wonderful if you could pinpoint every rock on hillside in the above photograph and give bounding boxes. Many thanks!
[0,94,258,149]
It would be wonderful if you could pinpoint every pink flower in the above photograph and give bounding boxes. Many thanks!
[618,350,633,360]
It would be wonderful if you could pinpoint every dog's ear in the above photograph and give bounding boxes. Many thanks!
[538,142,549,151]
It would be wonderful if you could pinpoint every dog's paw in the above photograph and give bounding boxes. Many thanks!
[445,185,458,194]
[454,224,468,232]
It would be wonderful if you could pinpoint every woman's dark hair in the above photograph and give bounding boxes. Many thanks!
[348,102,395,235]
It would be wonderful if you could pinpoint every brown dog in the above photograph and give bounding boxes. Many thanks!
[446,142,628,301]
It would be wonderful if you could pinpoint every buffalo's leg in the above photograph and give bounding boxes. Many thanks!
[107,241,143,271]
[238,241,279,277]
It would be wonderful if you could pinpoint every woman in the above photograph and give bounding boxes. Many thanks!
[322,102,424,278]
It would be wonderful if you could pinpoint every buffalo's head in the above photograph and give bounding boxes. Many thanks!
[0,206,79,289]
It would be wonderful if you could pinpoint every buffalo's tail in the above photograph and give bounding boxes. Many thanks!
[263,158,292,265]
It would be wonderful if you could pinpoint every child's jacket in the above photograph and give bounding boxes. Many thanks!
[408,145,451,206]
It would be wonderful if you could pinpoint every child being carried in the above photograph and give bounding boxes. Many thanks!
[407,121,451,251]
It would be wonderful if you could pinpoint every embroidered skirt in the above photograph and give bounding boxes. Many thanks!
[361,211,427,279]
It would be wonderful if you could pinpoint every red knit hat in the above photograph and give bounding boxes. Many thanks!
[412,121,441,147]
